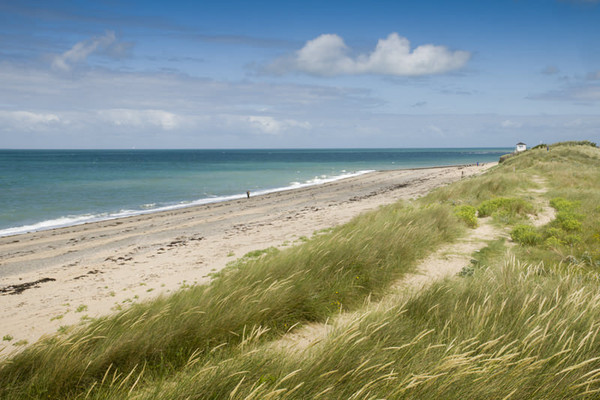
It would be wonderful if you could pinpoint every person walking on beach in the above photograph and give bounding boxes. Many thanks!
[246,191,250,198]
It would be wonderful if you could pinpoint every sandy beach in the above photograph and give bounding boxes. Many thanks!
[0,163,494,356]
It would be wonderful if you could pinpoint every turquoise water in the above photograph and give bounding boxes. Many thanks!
[0,148,510,236]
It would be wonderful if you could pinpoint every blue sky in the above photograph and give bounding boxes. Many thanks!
[0,0,599,148]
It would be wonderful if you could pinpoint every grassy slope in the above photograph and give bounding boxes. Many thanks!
[0,199,463,398]
[1,143,599,399]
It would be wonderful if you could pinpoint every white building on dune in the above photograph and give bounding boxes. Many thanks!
[515,142,527,152]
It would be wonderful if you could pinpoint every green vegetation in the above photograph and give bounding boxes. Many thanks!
[511,224,542,245]
[551,140,597,148]
[1,142,600,399]
[2,335,13,342]
[0,202,463,399]
[75,304,88,313]
[454,204,477,228]
[477,197,534,220]
[459,238,506,277]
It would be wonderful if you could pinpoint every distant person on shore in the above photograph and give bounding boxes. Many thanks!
[246,191,250,198]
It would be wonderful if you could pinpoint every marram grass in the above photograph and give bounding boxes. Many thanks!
[0,202,462,399]
[132,258,600,400]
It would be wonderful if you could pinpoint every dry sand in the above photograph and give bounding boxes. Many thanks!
[0,163,494,356]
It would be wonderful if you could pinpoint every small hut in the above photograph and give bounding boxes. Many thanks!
[515,142,527,152]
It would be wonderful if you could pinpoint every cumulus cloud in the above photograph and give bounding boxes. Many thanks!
[97,109,181,130]
[51,31,130,72]
[268,33,470,77]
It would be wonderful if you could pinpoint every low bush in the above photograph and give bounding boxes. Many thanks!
[556,211,583,232]
[454,205,477,228]
[511,224,542,245]
[549,197,579,212]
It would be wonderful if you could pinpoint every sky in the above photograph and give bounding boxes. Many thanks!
[0,0,599,149]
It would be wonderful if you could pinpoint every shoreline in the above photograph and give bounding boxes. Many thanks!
[0,163,483,239]
[0,163,494,357]
[0,169,376,239]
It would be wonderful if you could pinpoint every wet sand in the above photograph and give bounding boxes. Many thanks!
[0,163,494,356]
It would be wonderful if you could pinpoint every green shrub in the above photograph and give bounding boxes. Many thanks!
[563,234,582,245]
[458,266,474,277]
[454,205,477,228]
[477,197,534,218]
[541,198,585,249]
[556,211,583,232]
[511,224,542,245]
[545,236,563,248]
[549,197,579,212]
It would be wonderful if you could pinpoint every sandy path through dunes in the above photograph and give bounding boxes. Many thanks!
[0,164,493,356]
[275,174,555,353]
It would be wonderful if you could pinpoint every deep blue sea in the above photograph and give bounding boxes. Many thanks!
[0,148,510,236]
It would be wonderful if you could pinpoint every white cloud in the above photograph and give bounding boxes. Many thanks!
[51,31,119,72]
[247,116,284,134]
[0,110,61,131]
[241,115,312,135]
[95,109,310,136]
[269,33,470,77]
[501,120,523,128]
[1,61,599,148]
[97,109,181,130]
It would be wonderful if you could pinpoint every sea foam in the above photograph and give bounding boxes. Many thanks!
[0,170,373,237]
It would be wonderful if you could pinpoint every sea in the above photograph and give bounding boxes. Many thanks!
[0,148,511,237]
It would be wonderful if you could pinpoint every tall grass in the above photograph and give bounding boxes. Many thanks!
[137,259,600,399]
[422,168,533,205]
[0,202,462,399]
